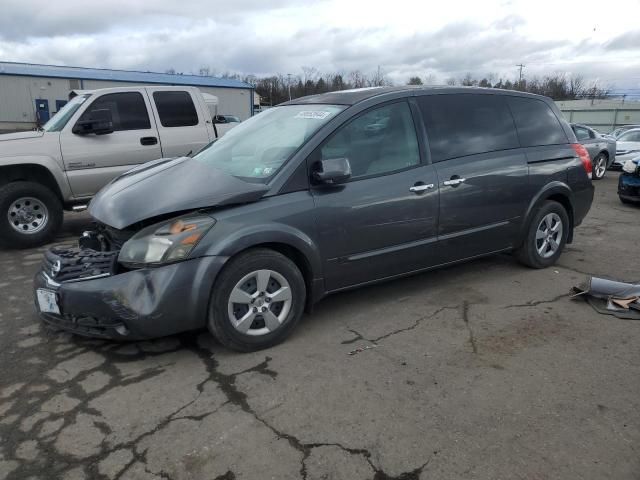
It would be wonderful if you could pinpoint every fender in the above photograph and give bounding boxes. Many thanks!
[518,181,575,245]
[196,222,325,306]
[0,155,72,200]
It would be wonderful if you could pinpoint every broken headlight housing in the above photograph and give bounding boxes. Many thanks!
[118,215,215,266]
[622,159,640,174]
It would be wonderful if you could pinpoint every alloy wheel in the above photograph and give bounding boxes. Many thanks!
[594,155,606,179]
[227,269,293,336]
[535,213,563,258]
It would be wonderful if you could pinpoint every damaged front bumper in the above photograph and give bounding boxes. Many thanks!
[33,246,228,340]
[618,172,640,203]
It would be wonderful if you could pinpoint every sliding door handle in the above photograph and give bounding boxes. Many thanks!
[443,177,466,186]
[409,183,434,193]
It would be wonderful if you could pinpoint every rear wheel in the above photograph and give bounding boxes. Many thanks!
[592,153,607,180]
[515,200,569,269]
[208,248,306,352]
[0,181,63,249]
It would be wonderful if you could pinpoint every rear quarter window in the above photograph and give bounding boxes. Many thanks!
[417,94,519,162]
[508,97,568,147]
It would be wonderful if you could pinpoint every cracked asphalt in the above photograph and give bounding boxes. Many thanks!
[1,175,639,479]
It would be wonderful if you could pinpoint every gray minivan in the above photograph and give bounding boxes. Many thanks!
[34,86,594,351]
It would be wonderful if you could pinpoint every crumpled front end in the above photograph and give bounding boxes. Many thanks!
[33,235,227,340]
[618,158,640,203]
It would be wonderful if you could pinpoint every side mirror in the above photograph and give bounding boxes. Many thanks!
[213,115,226,124]
[313,158,352,185]
[73,109,114,135]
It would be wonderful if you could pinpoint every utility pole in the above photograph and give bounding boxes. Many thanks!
[516,64,525,89]
[287,73,292,101]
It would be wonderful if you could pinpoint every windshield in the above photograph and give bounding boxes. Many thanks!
[43,94,91,132]
[618,130,640,143]
[195,104,345,181]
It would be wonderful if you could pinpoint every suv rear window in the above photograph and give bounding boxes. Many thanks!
[508,97,568,147]
[417,94,519,162]
[153,91,199,127]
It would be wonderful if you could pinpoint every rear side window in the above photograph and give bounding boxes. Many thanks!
[573,125,591,141]
[417,94,519,162]
[153,91,199,127]
[80,92,150,131]
[508,97,568,147]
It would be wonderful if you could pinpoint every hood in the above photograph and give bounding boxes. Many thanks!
[0,130,45,142]
[89,157,270,229]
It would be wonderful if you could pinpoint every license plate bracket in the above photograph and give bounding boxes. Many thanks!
[36,289,60,315]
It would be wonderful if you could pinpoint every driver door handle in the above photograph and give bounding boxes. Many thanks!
[443,177,466,186]
[140,136,158,146]
[409,183,434,193]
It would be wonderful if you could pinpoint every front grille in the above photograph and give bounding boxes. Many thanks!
[43,246,118,283]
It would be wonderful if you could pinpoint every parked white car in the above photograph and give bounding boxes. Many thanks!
[613,128,640,169]
[0,86,240,248]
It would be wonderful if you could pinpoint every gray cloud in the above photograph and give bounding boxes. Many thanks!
[604,30,640,51]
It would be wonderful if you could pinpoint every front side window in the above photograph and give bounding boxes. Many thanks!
[76,92,150,131]
[194,104,345,181]
[320,102,420,178]
[418,94,519,162]
[508,97,568,147]
[153,91,199,127]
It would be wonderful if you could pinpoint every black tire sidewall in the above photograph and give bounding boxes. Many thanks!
[208,249,306,351]
[0,182,63,249]
[525,201,569,268]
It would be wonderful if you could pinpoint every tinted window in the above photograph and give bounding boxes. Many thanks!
[153,91,199,127]
[573,125,591,141]
[320,102,420,178]
[79,92,150,131]
[417,94,519,162]
[508,97,567,147]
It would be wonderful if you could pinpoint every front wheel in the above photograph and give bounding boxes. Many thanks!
[515,200,569,269]
[592,153,608,180]
[208,248,306,352]
[0,181,63,249]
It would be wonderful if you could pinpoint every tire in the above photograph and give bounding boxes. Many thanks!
[208,248,306,352]
[0,181,63,249]
[592,153,607,180]
[515,200,569,269]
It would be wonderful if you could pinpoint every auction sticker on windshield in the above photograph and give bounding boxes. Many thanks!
[294,111,333,120]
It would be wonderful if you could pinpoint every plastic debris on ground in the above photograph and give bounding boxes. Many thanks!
[348,345,379,356]
[572,276,640,320]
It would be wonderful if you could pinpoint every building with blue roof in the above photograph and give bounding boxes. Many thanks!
[0,61,255,130]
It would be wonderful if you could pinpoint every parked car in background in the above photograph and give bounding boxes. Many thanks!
[613,128,640,170]
[570,123,616,180]
[618,157,640,204]
[610,125,640,139]
[34,87,594,351]
[0,86,240,248]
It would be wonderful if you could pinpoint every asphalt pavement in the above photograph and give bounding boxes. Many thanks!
[0,174,638,479]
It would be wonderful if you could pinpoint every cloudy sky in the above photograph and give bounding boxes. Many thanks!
[1,0,640,93]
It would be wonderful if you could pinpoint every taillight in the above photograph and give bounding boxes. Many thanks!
[572,143,592,180]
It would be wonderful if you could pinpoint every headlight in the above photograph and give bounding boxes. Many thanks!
[118,215,215,265]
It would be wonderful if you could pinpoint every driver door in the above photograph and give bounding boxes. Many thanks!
[59,91,162,197]
[311,100,440,291]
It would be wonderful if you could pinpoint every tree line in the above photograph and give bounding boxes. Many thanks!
[166,66,611,104]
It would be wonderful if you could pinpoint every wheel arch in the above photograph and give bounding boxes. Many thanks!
[519,182,575,246]
[200,225,325,311]
[0,158,69,201]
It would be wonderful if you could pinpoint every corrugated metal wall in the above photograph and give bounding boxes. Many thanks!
[558,107,640,133]
[0,75,252,130]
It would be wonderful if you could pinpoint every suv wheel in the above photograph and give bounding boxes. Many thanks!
[208,248,306,352]
[0,181,63,249]
[592,153,607,180]
[516,200,569,269]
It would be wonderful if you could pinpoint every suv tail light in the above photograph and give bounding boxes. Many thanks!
[572,144,592,180]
